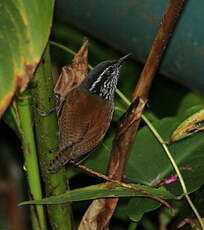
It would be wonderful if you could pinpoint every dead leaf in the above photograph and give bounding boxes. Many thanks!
[54,39,89,101]
[78,199,107,230]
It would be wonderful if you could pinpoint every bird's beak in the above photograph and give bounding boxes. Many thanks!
[117,53,131,65]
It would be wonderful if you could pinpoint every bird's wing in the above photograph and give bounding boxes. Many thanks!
[69,95,113,161]
[58,89,90,151]
[58,89,112,159]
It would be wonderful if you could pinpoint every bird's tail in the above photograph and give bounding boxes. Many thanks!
[48,148,71,173]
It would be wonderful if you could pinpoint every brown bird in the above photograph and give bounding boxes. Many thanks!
[48,54,130,173]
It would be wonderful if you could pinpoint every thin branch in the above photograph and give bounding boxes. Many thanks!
[96,1,188,229]
[72,162,171,208]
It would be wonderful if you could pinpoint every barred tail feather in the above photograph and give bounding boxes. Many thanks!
[48,150,71,173]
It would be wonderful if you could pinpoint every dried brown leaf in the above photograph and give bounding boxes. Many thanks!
[54,39,89,100]
[78,199,107,230]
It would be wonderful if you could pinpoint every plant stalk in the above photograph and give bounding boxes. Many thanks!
[16,90,47,230]
[128,222,138,230]
[31,45,73,230]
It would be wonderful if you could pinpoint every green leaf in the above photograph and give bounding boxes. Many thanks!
[125,115,204,195]
[3,103,21,138]
[0,0,55,117]
[176,92,204,115]
[127,198,160,222]
[20,182,176,205]
[170,107,204,142]
[124,109,204,221]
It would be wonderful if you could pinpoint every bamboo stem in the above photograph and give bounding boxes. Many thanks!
[31,45,73,230]
[16,90,47,230]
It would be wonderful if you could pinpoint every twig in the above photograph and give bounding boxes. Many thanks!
[95,1,187,229]
[72,162,171,208]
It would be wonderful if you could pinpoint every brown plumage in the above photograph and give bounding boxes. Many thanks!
[48,54,130,173]
[48,88,113,173]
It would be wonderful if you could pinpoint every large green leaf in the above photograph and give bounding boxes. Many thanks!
[20,182,176,205]
[121,107,204,222]
[0,0,54,117]
[125,109,204,195]
[126,198,160,222]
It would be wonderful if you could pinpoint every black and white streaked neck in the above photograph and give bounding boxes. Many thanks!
[81,60,121,102]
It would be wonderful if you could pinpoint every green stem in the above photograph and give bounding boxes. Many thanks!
[128,222,138,230]
[16,91,47,230]
[31,45,73,230]
[141,218,157,230]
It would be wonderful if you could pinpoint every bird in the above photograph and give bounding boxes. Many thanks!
[48,54,130,173]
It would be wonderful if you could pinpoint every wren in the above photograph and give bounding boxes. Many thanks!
[48,54,130,173]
